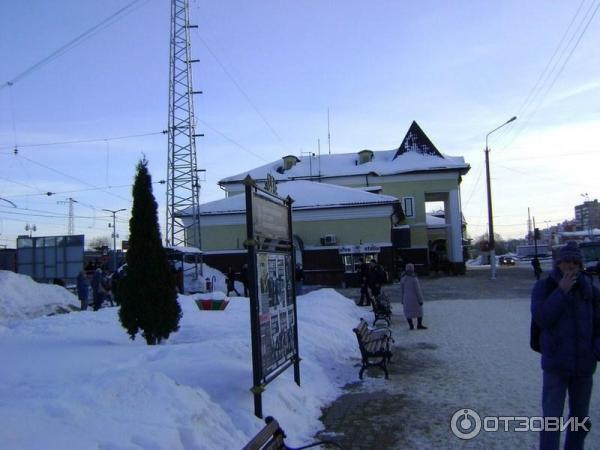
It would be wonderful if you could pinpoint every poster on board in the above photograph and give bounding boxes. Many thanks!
[256,252,295,376]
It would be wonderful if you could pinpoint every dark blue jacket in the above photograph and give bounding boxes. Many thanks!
[76,271,89,298]
[531,268,600,375]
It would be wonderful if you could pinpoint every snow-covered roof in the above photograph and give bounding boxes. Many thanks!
[165,246,203,254]
[558,229,600,237]
[189,180,398,216]
[426,214,446,227]
[219,121,469,185]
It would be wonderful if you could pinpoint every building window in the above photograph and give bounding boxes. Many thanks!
[402,197,415,218]
[343,255,354,273]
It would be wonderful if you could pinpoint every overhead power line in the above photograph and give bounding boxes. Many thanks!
[2,180,164,199]
[14,153,131,203]
[511,0,587,121]
[199,119,268,162]
[499,0,600,149]
[0,0,149,91]
[0,130,166,151]
[195,32,288,151]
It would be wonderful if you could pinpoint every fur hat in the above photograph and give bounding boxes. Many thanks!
[558,241,582,264]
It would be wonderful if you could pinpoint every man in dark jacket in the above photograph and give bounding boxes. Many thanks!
[226,266,240,296]
[357,258,372,306]
[240,264,249,297]
[91,267,104,311]
[367,259,385,298]
[76,270,89,310]
[531,241,600,450]
[532,256,543,280]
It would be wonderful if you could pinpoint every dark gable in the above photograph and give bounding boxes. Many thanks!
[394,121,443,159]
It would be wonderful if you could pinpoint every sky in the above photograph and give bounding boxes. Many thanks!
[1,0,599,247]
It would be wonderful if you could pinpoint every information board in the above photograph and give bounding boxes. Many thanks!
[244,176,300,418]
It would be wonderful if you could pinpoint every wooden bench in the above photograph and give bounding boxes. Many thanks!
[352,318,393,380]
[243,416,345,450]
[371,291,392,327]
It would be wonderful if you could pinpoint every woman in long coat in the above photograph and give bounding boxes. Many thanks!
[76,270,89,311]
[400,263,427,330]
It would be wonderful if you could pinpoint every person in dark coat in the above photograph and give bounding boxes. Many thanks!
[76,270,89,310]
[176,267,184,294]
[295,264,304,296]
[357,258,372,306]
[367,259,385,298]
[240,264,249,297]
[531,241,600,450]
[531,256,542,280]
[111,270,120,305]
[226,266,240,296]
[91,267,104,311]
[400,263,427,330]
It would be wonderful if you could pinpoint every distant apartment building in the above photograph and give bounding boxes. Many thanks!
[575,199,600,231]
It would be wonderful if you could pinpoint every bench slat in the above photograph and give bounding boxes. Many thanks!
[242,420,282,450]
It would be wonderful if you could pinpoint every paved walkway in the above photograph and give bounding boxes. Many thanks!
[314,266,553,449]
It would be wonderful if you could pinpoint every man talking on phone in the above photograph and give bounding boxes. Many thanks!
[532,241,600,450]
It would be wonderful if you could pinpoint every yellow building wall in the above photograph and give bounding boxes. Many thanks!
[201,177,461,251]
[200,223,246,251]
[342,177,459,248]
[198,215,391,251]
[293,216,390,246]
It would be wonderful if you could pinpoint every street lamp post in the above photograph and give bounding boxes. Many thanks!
[25,223,37,237]
[485,116,517,280]
[103,208,126,271]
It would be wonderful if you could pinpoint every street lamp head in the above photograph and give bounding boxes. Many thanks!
[507,116,517,124]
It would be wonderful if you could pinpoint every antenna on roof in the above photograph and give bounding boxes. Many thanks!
[317,138,321,180]
[327,108,331,155]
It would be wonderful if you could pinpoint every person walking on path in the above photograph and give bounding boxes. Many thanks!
[400,263,427,330]
[226,266,240,296]
[91,267,104,311]
[76,270,89,311]
[295,264,304,296]
[367,259,385,299]
[531,241,600,450]
[532,256,543,280]
[357,258,372,306]
[240,264,250,297]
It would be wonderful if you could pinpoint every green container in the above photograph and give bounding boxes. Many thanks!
[195,299,229,311]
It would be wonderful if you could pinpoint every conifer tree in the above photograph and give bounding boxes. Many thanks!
[119,158,181,345]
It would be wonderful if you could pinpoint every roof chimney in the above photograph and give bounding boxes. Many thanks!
[357,149,374,165]
[282,155,300,171]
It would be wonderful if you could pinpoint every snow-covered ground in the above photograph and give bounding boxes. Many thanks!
[2,269,600,449]
[0,269,362,449]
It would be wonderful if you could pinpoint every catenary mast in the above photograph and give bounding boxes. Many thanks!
[166,0,201,248]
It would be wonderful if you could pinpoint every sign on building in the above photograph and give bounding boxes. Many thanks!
[244,176,300,418]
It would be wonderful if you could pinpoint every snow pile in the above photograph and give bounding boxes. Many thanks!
[0,270,79,322]
[0,287,363,449]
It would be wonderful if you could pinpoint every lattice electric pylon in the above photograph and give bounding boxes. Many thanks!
[166,0,201,248]
[57,197,77,235]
